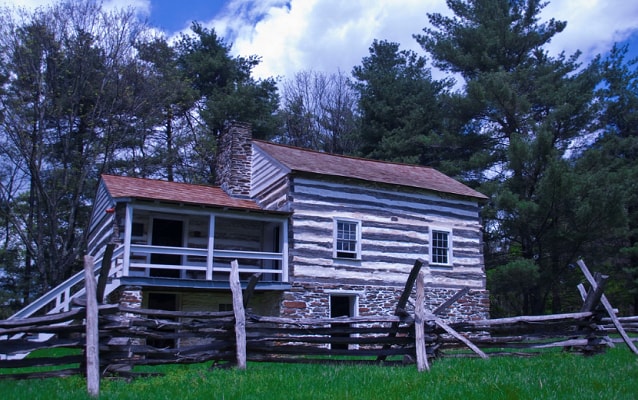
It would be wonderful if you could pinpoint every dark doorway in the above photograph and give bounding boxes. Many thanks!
[330,295,355,350]
[147,293,178,348]
[150,218,183,278]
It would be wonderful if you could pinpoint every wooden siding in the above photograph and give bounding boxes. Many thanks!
[289,176,485,289]
[86,180,118,260]
[251,147,290,211]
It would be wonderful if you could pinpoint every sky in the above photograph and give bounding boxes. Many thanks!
[5,0,638,82]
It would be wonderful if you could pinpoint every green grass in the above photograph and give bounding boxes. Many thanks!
[1,347,637,399]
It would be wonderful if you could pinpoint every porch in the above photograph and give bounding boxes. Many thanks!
[109,203,290,289]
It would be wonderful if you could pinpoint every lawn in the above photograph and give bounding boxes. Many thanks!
[1,347,637,399]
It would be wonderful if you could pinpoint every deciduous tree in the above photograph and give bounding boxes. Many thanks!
[279,69,359,154]
[0,1,151,309]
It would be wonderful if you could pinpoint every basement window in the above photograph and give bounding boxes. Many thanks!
[334,219,361,259]
[431,229,451,266]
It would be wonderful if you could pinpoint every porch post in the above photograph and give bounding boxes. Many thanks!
[122,204,133,276]
[206,214,215,280]
[281,219,289,282]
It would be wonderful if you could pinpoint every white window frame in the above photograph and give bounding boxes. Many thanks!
[430,227,452,266]
[333,218,361,260]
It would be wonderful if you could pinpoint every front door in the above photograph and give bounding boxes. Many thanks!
[150,218,183,278]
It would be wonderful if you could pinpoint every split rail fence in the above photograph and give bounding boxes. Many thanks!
[0,258,636,385]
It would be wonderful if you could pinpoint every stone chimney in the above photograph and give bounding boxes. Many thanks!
[215,121,252,198]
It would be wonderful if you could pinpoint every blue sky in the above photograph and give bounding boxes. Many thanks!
[8,0,638,82]
[146,0,227,33]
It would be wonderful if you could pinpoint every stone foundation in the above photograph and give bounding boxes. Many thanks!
[112,286,143,309]
[110,283,489,322]
[281,281,489,322]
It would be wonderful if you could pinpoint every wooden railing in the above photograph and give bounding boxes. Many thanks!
[8,246,125,321]
[8,243,286,323]
[125,244,286,282]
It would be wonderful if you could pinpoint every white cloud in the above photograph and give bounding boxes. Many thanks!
[2,0,152,20]
[209,0,451,80]
[2,0,150,12]
[541,0,638,60]
[0,0,48,8]
[205,0,638,81]
[103,0,150,15]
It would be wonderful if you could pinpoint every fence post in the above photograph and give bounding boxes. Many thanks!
[96,243,115,304]
[84,255,100,397]
[577,259,638,355]
[580,273,608,312]
[415,271,429,371]
[378,258,425,361]
[230,260,247,369]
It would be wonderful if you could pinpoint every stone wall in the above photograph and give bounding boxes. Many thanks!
[281,281,489,322]
[215,121,252,197]
[111,283,489,322]
[111,286,142,309]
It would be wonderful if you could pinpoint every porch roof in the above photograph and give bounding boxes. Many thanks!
[253,140,488,200]
[101,175,264,211]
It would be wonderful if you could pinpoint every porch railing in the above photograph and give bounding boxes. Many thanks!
[124,244,287,282]
[9,243,285,321]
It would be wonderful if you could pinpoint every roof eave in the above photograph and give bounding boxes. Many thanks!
[111,196,290,216]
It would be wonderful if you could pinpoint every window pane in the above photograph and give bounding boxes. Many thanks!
[336,221,358,258]
[431,230,449,264]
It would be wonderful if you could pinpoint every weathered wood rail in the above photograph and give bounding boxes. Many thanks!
[441,311,610,357]
[0,259,635,383]
[0,304,120,379]
[0,304,620,379]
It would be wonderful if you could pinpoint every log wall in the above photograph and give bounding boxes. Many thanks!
[251,145,490,320]
[263,172,488,319]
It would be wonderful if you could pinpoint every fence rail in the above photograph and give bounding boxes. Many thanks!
[0,259,635,385]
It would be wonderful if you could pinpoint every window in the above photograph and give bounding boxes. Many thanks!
[334,219,361,259]
[431,229,451,265]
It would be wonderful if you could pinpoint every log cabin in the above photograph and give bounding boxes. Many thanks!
[85,122,490,330]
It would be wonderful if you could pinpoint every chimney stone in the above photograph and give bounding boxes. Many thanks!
[216,121,252,198]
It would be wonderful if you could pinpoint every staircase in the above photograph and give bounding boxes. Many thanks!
[2,245,124,360]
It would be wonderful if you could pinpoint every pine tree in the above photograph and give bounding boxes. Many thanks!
[351,39,455,167]
[577,45,638,314]
[416,0,602,314]
[174,23,280,183]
